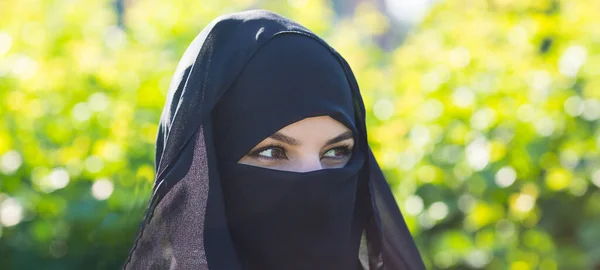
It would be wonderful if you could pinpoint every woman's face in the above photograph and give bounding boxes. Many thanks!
[238,116,355,172]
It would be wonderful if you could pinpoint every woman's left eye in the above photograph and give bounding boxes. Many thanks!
[322,146,351,159]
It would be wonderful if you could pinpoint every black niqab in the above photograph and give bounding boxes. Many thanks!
[215,35,363,270]
[124,10,425,270]
[211,34,356,163]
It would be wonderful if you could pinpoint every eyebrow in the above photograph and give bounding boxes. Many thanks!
[325,131,353,146]
[269,130,353,146]
[269,132,301,146]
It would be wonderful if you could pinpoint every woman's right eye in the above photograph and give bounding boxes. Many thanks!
[252,146,288,160]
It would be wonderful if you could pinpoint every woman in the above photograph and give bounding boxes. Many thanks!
[124,10,425,270]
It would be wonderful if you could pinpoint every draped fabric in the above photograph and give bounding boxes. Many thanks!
[123,10,425,270]
[213,34,365,270]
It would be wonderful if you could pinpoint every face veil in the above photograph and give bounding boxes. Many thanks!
[123,10,425,270]
[215,34,364,270]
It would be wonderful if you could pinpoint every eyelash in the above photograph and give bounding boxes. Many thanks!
[248,143,353,161]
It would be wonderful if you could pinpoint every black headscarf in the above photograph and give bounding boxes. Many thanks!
[123,10,425,270]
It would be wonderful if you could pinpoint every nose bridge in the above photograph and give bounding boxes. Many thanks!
[296,155,322,173]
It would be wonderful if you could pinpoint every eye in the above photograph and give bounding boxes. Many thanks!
[249,145,288,160]
[322,146,352,159]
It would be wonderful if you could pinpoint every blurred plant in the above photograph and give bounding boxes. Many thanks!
[0,0,599,269]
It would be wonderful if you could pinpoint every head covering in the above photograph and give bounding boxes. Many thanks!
[214,34,364,270]
[123,10,425,270]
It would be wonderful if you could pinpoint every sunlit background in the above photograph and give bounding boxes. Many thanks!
[1,0,600,269]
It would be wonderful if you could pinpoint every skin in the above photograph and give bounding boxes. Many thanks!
[238,116,355,172]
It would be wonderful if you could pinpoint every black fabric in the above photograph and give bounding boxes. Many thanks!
[212,34,356,163]
[219,152,364,270]
[123,9,425,270]
[213,35,364,270]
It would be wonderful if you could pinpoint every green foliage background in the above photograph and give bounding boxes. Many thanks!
[1,0,599,269]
